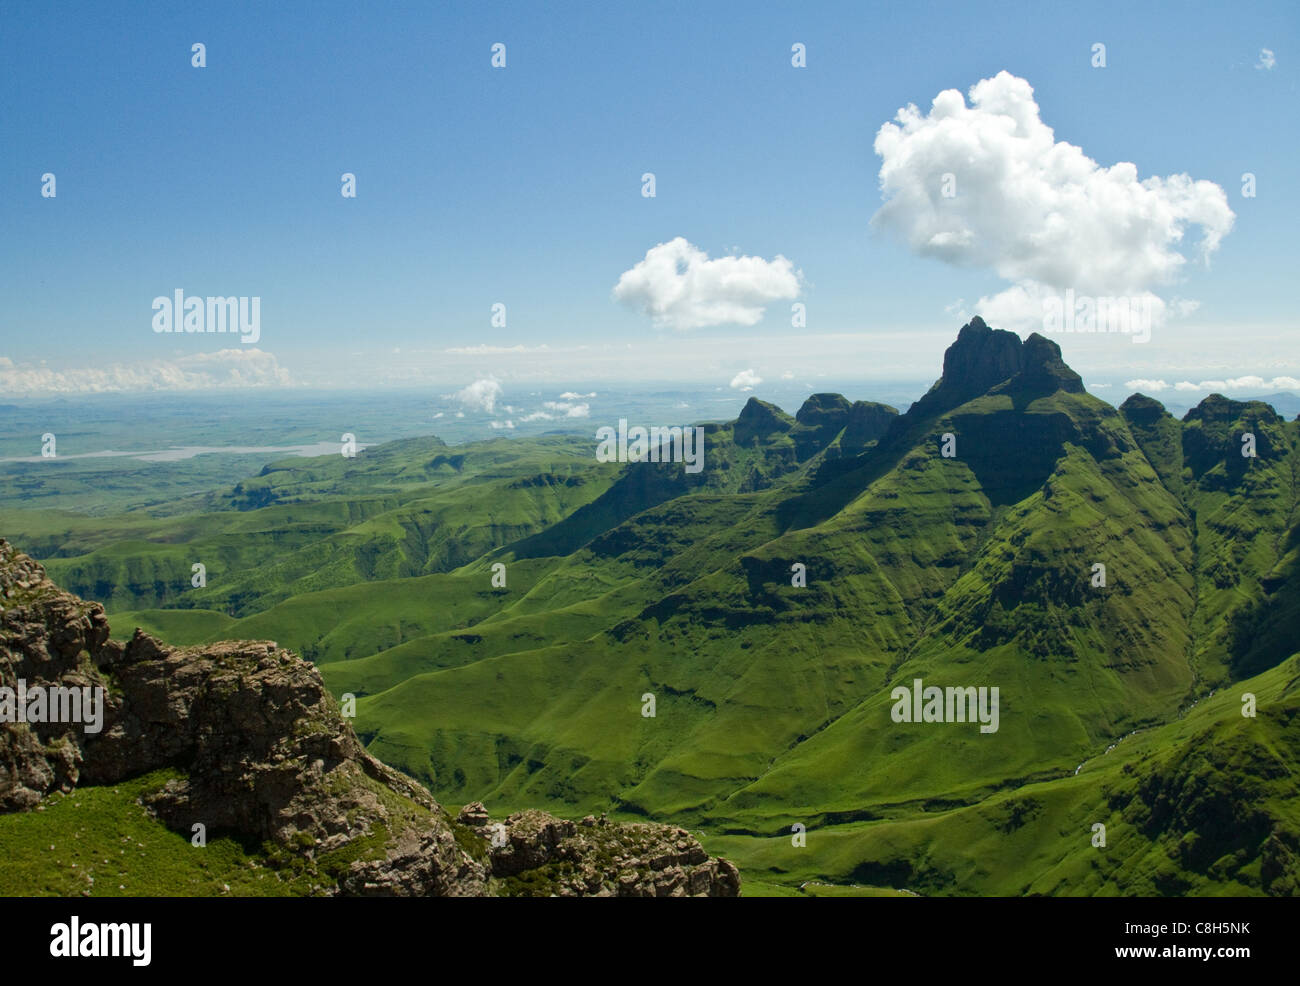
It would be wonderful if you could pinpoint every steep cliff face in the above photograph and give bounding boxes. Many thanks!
[0,540,739,897]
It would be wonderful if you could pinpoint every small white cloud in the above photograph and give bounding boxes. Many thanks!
[1090,383,1111,389]
[540,400,592,416]
[520,411,552,422]
[541,400,590,418]
[489,420,515,430]
[432,411,445,418]
[1175,375,1300,392]
[1125,379,1170,392]
[730,368,763,391]
[559,391,596,399]
[613,237,801,330]
[451,377,502,414]
[780,370,795,380]
[1257,48,1276,70]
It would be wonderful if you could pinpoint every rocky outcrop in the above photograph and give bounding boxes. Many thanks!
[457,802,741,897]
[0,542,108,810]
[909,316,1083,422]
[992,331,1085,397]
[915,316,1025,414]
[0,541,740,897]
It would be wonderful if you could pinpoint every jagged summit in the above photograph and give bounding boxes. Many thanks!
[911,317,1085,419]
[736,315,1082,459]
[940,316,1024,395]
[1000,332,1086,396]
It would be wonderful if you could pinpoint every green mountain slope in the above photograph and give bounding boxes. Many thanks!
[7,317,1298,896]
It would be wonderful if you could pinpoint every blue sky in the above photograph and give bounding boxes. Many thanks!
[1,0,1296,397]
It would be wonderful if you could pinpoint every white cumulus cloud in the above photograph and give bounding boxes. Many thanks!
[1174,375,1300,393]
[730,369,763,391]
[613,237,801,330]
[1257,48,1276,70]
[451,377,503,414]
[872,71,1235,333]
[1125,379,1170,392]
[543,400,590,418]
[521,400,592,423]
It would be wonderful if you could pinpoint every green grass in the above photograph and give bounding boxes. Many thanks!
[0,770,296,896]
[6,347,1299,897]
[107,608,236,645]
[0,767,432,897]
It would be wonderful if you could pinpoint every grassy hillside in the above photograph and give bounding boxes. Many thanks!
[712,654,1300,896]
[6,322,1298,896]
[0,769,396,897]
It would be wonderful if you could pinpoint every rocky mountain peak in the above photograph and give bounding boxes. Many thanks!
[940,316,1024,395]
[912,317,1085,418]
[1001,332,1086,396]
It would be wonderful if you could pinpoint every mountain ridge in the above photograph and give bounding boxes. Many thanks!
[5,318,1298,896]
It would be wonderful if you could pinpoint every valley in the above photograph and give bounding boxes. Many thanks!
[3,319,1297,896]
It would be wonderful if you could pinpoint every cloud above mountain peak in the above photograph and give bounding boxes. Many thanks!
[872,71,1235,334]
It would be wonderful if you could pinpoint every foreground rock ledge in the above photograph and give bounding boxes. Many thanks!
[0,539,740,897]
